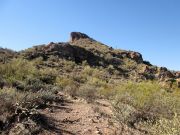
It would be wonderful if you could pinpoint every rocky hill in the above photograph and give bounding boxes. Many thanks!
[19,32,180,88]
[0,32,180,135]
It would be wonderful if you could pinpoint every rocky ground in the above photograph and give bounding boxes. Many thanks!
[38,92,142,135]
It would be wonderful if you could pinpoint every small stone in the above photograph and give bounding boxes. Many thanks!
[95,130,102,135]
[9,123,30,135]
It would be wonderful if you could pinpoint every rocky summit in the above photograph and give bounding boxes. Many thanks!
[0,32,180,135]
[70,32,90,42]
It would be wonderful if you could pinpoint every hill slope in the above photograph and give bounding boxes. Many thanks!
[0,32,180,135]
[20,32,180,87]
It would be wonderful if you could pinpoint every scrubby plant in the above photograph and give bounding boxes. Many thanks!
[56,76,78,96]
[0,58,38,84]
[140,113,180,135]
[77,83,97,102]
[112,81,180,131]
[121,58,137,71]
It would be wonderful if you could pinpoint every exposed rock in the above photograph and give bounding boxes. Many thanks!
[143,60,152,66]
[118,51,143,63]
[70,32,90,42]
[175,72,180,78]
[128,51,143,63]
[0,48,16,63]
[176,78,180,88]
[158,67,175,80]
[9,123,30,135]
[159,67,168,72]
[163,78,175,89]
[142,65,153,74]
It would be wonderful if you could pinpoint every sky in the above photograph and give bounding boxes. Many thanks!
[0,0,180,70]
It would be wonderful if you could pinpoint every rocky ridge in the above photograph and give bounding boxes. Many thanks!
[19,32,180,88]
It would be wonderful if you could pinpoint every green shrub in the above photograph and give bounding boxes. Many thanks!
[114,81,162,109]
[56,76,78,96]
[141,113,180,135]
[77,83,97,103]
[0,59,37,84]
[112,81,180,128]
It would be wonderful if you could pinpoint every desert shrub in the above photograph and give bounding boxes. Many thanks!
[72,74,87,83]
[12,81,25,91]
[56,77,74,88]
[107,65,115,74]
[112,98,136,124]
[121,58,137,71]
[48,55,59,62]
[39,75,56,84]
[56,76,78,96]
[112,81,180,128]
[0,88,26,126]
[32,57,44,65]
[38,68,58,84]
[61,59,76,72]
[82,66,99,77]
[140,113,180,135]
[99,85,115,99]
[82,66,94,76]
[77,83,97,103]
[0,86,62,134]
[114,81,162,108]
[0,59,38,84]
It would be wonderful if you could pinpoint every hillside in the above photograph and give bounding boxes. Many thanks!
[18,32,180,85]
[0,32,180,135]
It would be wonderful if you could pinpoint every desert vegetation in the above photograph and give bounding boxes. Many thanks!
[0,32,180,134]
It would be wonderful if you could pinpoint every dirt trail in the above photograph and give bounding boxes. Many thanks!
[39,93,142,135]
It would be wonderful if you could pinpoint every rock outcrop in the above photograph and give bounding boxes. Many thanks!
[70,32,90,42]
[176,78,180,88]
[116,51,143,63]
[158,67,175,80]
[175,72,180,78]
[128,51,143,63]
